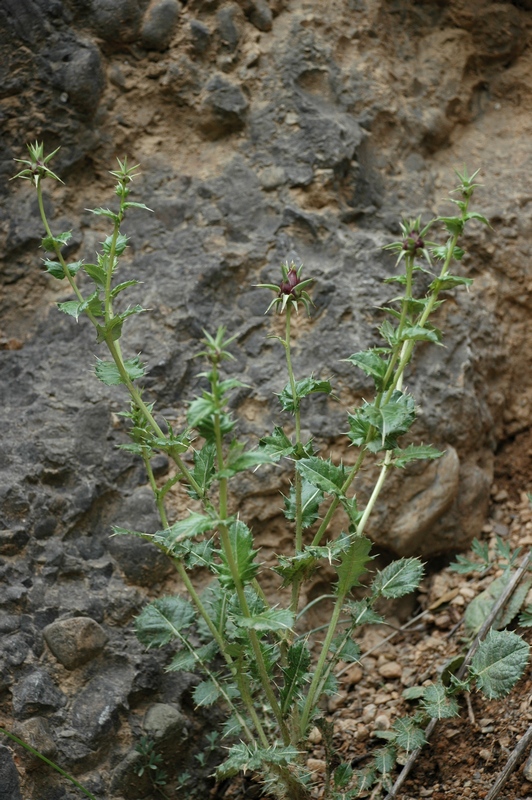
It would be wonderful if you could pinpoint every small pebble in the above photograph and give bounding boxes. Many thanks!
[306,758,326,774]
[378,661,402,679]
[374,713,391,730]
[307,726,322,744]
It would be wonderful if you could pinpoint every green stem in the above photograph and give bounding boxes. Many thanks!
[0,727,97,800]
[210,362,290,744]
[284,305,304,615]
[299,593,344,734]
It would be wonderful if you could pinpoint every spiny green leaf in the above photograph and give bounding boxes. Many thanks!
[335,536,373,597]
[89,207,119,221]
[259,427,294,461]
[372,558,424,599]
[189,441,216,498]
[344,349,392,391]
[399,324,441,344]
[392,717,426,751]
[296,456,347,497]
[421,682,459,719]
[215,520,259,588]
[94,355,145,386]
[284,478,323,529]
[111,279,141,298]
[216,441,273,479]
[344,599,384,627]
[279,641,311,713]
[102,232,128,256]
[392,443,444,468]
[42,230,72,251]
[429,274,473,292]
[374,746,396,776]
[470,629,529,699]
[168,641,219,672]
[83,262,107,287]
[438,216,464,236]
[135,596,195,648]
[154,512,217,549]
[235,607,294,633]
[464,571,532,637]
[193,679,221,707]
[43,258,82,279]
[330,636,360,663]
[362,391,417,450]
[277,375,333,413]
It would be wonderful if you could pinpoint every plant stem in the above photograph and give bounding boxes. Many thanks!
[0,727,97,800]
[210,362,290,744]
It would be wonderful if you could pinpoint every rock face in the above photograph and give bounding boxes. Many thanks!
[2,0,532,795]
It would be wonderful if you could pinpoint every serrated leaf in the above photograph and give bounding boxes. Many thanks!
[344,599,384,627]
[124,201,153,212]
[465,211,490,226]
[333,762,353,789]
[470,629,529,698]
[193,679,221,707]
[402,686,426,701]
[221,715,246,739]
[392,717,427,751]
[236,607,294,633]
[168,641,218,672]
[464,571,532,637]
[399,325,441,344]
[362,391,417,448]
[421,682,459,719]
[347,408,372,448]
[519,606,532,627]
[190,441,216,498]
[372,558,424,599]
[344,349,391,391]
[215,520,259,588]
[42,230,72,251]
[187,395,217,429]
[392,444,444,468]
[216,743,301,780]
[296,457,347,497]
[135,596,195,648]
[374,746,396,776]
[335,536,373,596]
[331,636,360,663]
[111,279,141,298]
[284,478,324,529]
[277,375,333,413]
[57,300,84,320]
[430,244,465,262]
[154,512,217,549]
[89,206,119,221]
[354,766,377,792]
[43,258,82,279]
[430,274,473,292]
[279,641,311,713]
[83,262,107,287]
[102,232,128,256]
[217,442,273,479]
[438,216,464,236]
[259,427,294,461]
[94,355,145,386]
[111,525,153,542]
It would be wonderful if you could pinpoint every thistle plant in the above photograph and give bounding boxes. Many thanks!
[12,146,530,799]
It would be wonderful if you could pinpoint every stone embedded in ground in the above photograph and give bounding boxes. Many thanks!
[11,670,67,718]
[13,717,57,770]
[200,74,249,137]
[70,669,133,745]
[43,617,108,670]
[141,0,182,51]
[143,702,188,757]
[0,745,22,800]
[110,748,152,797]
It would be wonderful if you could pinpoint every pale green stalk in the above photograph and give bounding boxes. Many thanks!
[0,727,97,800]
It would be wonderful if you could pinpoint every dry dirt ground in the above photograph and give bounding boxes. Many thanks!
[214,437,532,800]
